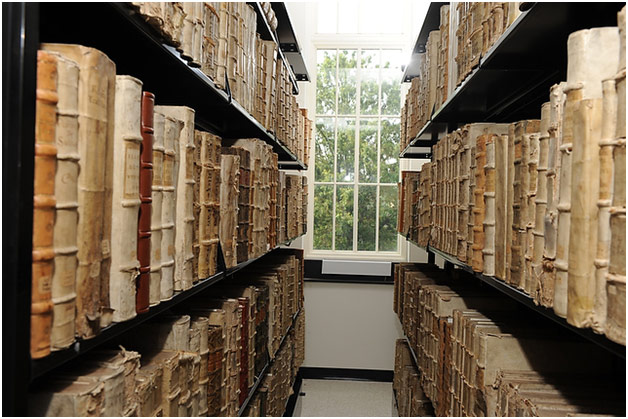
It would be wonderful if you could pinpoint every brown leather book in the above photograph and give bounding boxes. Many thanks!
[137,92,154,314]
[222,147,252,264]
[32,50,58,359]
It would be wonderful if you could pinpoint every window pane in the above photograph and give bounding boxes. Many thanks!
[379,185,398,251]
[359,118,378,183]
[313,185,333,250]
[317,1,337,33]
[337,50,357,115]
[360,50,379,115]
[316,50,337,115]
[380,118,400,184]
[338,1,359,33]
[357,185,376,251]
[380,50,402,115]
[335,185,354,250]
[315,117,335,182]
[337,118,355,182]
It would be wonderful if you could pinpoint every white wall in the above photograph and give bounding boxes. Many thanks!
[303,281,403,370]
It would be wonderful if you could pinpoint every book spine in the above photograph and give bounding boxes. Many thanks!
[158,115,181,301]
[494,134,508,281]
[466,138,476,263]
[193,131,203,280]
[137,91,154,314]
[482,135,496,276]
[204,134,221,277]
[50,52,79,350]
[32,50,58,359]
[554,85,583,318]
[505,124,515,284]
[472,135,486,272]
[524,133,540,295]
[457,128,470,261]
[150,111,165,306]
[110,75,143,323]
[220,154,240,268]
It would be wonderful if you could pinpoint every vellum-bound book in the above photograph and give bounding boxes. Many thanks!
[135,359,163,417]
[32,50,57,359]
[141,350,183,417]
[109,75,142,323]
[524,132,540,295]
[159,114,183,301]
[29,378,105,417]
[149,111,164,306]
[495,134,509,281]
[482,135,496,276]
[48,52,79,351]
[472,134,488,272]
[541,83,567,307]
[42,43,116,338]
[220,154,240,269]
[155,105,196,292]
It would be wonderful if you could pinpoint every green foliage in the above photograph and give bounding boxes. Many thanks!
[379,185,398,251]
[380,117,400,184]
[315,118,334,182]
[357,185,376,250]
[359,118,378,183]
[335,185,354,250]
[313,185,333,249]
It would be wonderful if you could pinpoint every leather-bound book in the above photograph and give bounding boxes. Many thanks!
[222,146,252,264]
[137,92,154,314]
[494,133,509,281]
[541,83,567,307]
[155,106,196,291]
[110,75,142,323]
[28,378,105,416]
[48,52,79,351]
[150,111,164,306]
[220,154,240,268]
[159,114,182,301]
[202,133,221,277]
[42,44,116,338]
[31,50,58,359]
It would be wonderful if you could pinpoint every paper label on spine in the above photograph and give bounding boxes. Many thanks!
[153,152,163,186]
[124,143,141,199]
[164,155,174,187]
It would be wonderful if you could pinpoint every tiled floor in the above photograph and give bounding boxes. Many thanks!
[293,379,397,417]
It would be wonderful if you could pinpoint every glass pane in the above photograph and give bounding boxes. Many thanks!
[337,118,355,182]
[317,1,337,33]
[338,1,359,33]
[380,118,400,183]
[379,185,398,251]
[358,1,380,33]
[380,50,402,115]
[315,117,335,182]
[313,185,333,250]
[359,118,378,183]
[358,185,376,251]
[335,185,354,250]
[360,50,379,115]
[316,50,337,115]
[337,50,357,115]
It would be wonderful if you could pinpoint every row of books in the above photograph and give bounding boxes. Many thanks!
[398,9,626,345]
[31,44,309,360]
[400,3,522,151]
[131,2,312,165]
[29,250,305,417]
[393,263,625,417]
[393,340,434,417]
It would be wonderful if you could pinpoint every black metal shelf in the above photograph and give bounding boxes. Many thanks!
[400,2,624,158]
[271,2,310,82]
[30,233,305,381]
[237,309,301,417]
[402,235,626,359]
[38,2,307,169]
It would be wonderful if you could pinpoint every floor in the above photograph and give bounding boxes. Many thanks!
[293,379,397,417]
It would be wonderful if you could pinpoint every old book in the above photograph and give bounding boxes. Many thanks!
[541,83,567,307]
[524,132,540,295]
[42,43,116,338]
[190,316,209,415]
[137,91,154,314]
[159,114,183,301]
[29,378,105,416]
[150,111,164,306]
[472,135,487,272]
[220,154,240,268]
[567,98,603,327]
[200,133,221,278]
[140,350,182,417]
[155,106,196,292]
[32,50,58,359]
[48,52,79,351]
[532,103,551,304]
[554,84,583,318]
[135,359,163,417]
[494,134,509,281]
[193,131,203,280]
[109,75,142,323]
[222,146,252,264]
[482,134,496,276]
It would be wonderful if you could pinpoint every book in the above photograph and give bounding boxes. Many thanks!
[222,146,252,264]
[482,134,496,276]
[150,111,165,306]
[155,106,196,292]
[494,133,509,282]
[29,378,105,416]
[32,50,58,359]
[524,132,540,295]
[42,44,117,338]
[159,114,183,301]
[49,52,80,351]
[220,154,240,269]
[472,134,487,272]
[137,92,154,314]
[109,75,143,323]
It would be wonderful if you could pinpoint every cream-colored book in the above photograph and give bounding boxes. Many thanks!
[48,52,79,350]
[472,134,487,273]
[495,134,509,281]
[155,106,196,292]
[29,378,105,416]
[220,154,240,268]
[483,134,496,276]
[554,84,582,318]
[110,75,143,323]
[524,133,540,295]
[42,44,116,338]
[150,111,165,306]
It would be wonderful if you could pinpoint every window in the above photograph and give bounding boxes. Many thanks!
[312,48,402,254]
[316,1,403,35]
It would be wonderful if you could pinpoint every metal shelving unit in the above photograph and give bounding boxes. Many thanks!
[400,2,624,158]
[2,2,309,414]
[271,2,310,82]
[402,234,626,359]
